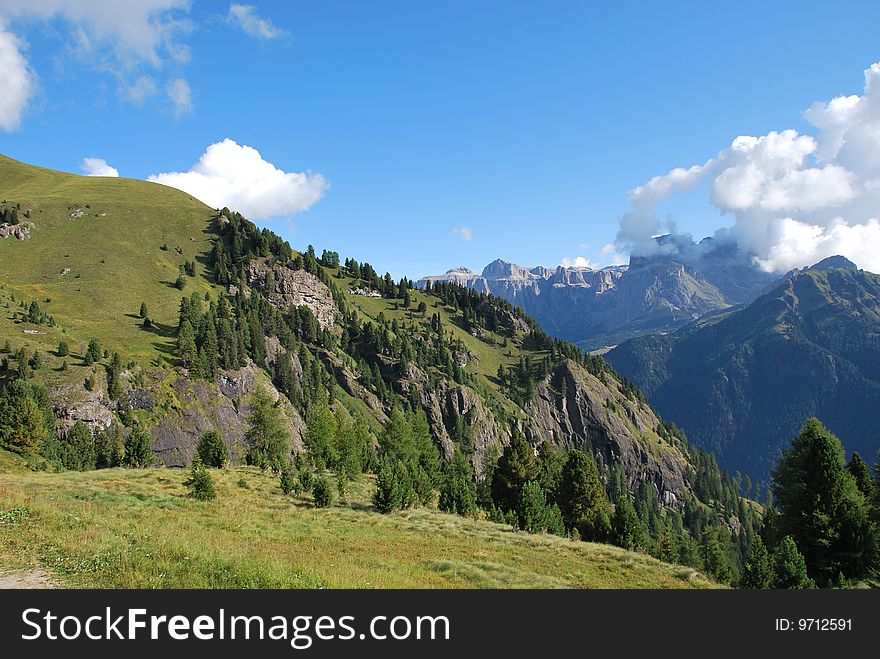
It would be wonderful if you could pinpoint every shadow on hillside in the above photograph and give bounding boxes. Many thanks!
[134,317,177,339]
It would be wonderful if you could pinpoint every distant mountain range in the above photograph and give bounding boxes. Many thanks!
[418,235,778,349]
[607,258,878,484]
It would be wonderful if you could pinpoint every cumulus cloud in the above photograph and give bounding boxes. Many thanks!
[165,77,193,117]
[560,256,592,268]
[228,3,285,40]
[148,139,328,220]
[0,24,37,131]
[452,227,473,242]
[81,157,119,177]
[621,62,880,273]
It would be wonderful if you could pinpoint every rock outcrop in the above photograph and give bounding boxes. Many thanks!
[524,360,690,505]
[245,258,337,329]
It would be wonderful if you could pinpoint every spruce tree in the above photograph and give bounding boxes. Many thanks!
[772,418,877,584]
[123,426,154,468]
[740,536,774,589]
[312,474,333,507]
[847,452,874,501]
[611,494,645,550]
[185,456,216,501]
[245,386,289,470]
[558,449,611,539]
[196,430,228,468]
[772,536,815,589]
[279,462,297,495]
[438,449,477,516]
[491,433,539,512]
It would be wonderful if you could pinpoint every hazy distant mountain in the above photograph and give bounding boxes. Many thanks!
[607,262,880,484]
[419,236,778,349]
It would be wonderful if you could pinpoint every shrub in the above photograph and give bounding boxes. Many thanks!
[186,456,216,501]
[196,430,228,468]
[312,475,333,508]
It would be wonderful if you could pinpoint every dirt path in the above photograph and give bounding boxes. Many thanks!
[0,567,58,589]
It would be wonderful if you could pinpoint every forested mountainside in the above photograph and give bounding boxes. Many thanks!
[418,235,777,350]
[608,264,880,485]
[2,154,879,588]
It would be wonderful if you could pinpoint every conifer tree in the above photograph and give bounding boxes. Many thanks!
[123,426,155,468]
[558,449,611,539]
[772,536,815,589]
[772,418,877,584]
[847,452,874,501]
[491,433,539,512]
[312,474,333,507]
[740,536,774,589]
[139,302,149,318]
[186,456,216,501]
[245,386,289,470]
[438,449,477,516]
[196,430,228,468]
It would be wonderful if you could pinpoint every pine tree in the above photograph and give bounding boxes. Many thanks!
[123,426,154,468]
[772,536,815,589]
[185,456,216,501]
[312,474,333,507]
[517,480,564,535]
[245,386,289,470]
[491,433,539,512]
[139,302,149,318]
[847,452,874,501]
[304,397,337,469]
[558,449,611,539]
[740,536,774,589]
[196,430,228,468]
[700,529,735,584]
[438,449,477,516]
[374,460,411,513]
[772,418,877,584]
[0,390,48,456]
[61,421,96,471]
[611,494,645,550]
[279,462,297,495]
[56,341,69,357]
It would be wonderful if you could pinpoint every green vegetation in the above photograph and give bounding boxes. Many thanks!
[0,460,718,589]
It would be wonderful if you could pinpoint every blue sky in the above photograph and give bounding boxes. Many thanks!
[3,1,880,277]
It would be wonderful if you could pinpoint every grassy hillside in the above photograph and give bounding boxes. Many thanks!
[0,450,716,589]
[0,154,218,362]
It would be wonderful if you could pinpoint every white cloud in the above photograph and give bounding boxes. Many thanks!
[0,0,192,69]
[165,77,192,117]
[621,62,880,273]
[0,24,36,131]
[81,157,119,177]
[560,256,592,268]
[0,1,193,117]
[148,138,328,220]
[122,75,157,105]
[452,227,473,242]
[228,3,285,40]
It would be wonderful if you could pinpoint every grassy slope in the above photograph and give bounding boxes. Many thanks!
[0,451,716,589]
[0,154,218,363]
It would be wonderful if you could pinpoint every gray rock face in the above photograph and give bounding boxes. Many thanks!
[149,364,306,467]
[245,258,337,329]
[418,237,777,349]
[395,362,509,477]
[524,360,690,504]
